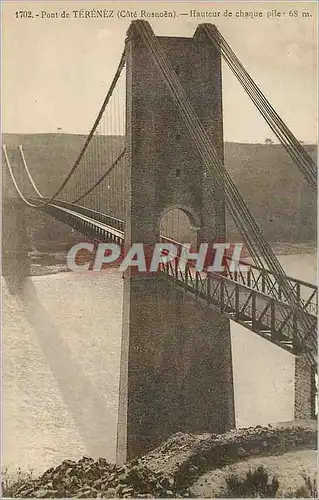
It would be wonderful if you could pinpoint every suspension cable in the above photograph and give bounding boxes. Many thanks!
[5,144,126,210]
[3,145,42,207]
[202,25,317,191]
[72,149,126,203]
[28,49,126,207]
[18,145,43,198]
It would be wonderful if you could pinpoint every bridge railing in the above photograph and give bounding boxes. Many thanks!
[223,256,318,317]
[41,201,124,244]
[160,236,317,317]
[43,199,125,233]
[159,256,316,355]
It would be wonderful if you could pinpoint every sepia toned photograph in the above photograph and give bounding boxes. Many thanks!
[1,1,318,498]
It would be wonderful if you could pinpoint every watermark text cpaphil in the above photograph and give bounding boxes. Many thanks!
[67,241,251,274]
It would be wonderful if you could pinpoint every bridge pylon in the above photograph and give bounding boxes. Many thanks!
[116,21,235,463]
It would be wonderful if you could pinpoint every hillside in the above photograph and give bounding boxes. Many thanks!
[2,133,317,243]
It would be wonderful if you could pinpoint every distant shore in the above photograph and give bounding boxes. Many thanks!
[28,241,316,277]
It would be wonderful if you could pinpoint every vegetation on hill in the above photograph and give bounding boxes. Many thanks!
[2,134,317,242]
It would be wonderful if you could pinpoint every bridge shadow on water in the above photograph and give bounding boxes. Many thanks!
[13,277,117,460]
[2,199,119,461]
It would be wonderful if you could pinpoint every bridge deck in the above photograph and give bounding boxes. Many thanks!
[33,198,317,357]
[44,199,317,312]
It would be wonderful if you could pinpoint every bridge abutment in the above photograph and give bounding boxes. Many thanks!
[294,355,316,420]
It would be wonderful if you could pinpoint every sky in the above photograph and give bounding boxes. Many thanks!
[2,1,318,143]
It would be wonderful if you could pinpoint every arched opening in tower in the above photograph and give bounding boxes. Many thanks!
[160,208,198,248]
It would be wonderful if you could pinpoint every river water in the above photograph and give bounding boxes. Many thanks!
[2,250,316,475]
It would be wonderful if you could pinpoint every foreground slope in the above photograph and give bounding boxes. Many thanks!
[5,423,317,498]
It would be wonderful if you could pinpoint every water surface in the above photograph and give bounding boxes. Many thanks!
[2,252,316,474]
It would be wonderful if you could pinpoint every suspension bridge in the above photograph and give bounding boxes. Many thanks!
[3,20,318,462]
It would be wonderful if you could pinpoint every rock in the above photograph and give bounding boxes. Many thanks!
[196,456,207,468]
[41,467,55,480]
[52,475,64,490]
[61,460,76,468]
[17,487,36,498]
[15,484,35,496]
[97,458,108,467]
[158,475,174,491]
[89,487,99,497]
[34,488,59,498]
[121,486,134,494]
[65,467,75,476]
[77,488,93,498]
[237,447,246,456]
[104,487,117,497]
[188,465,198,473]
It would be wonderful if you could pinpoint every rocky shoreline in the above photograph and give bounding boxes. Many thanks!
[6,423,317,498]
